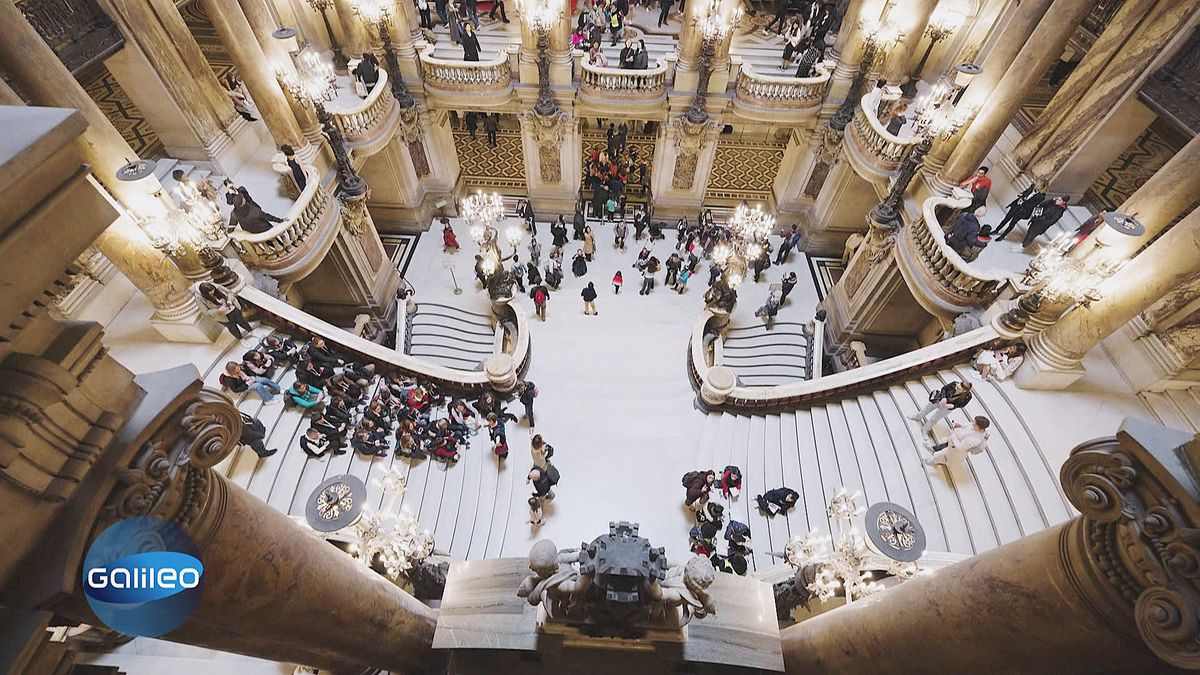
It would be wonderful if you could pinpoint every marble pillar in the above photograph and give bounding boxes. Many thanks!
[649,114,722,217]
[1008,0,1200,186]
[238,0,322,147]
[923,0,1055,185]
[0,1,219,342]
[880,0,938,85]
[781,418,1198,673]
[75,384,440,672]
[332,0,372,57]
[826,0,878,109]
[937,0,1093,187]
[772,126,819,227]
[360,110,459,228]
[204,0,307,150]
[1016,205,1200,390]
[519,109,582,215]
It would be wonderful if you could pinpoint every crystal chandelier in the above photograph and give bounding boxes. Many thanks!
[711,203,775,288]
[1023,232,1126,308]
[340,467,434,581]
[462,191,521,277]
[781,488,919,604]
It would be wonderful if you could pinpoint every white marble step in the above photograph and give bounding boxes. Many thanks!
[1163,389,1200,433]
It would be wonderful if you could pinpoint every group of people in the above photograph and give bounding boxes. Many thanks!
[943,166,1075,262]
[907,377,992,470]
[769,2,833,78]
[682,467,753,575]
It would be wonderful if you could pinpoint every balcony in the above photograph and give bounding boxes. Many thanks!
[418,45,514,109]
[731,60,833,123]
[895,195,1017,320]
[844,89,920,183]
[230,166,340,283]
[576,55,674,116]
[327,69,399,154]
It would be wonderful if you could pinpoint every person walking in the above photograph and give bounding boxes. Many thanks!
[572,249,588,277]
[923,416,991,469]
[530,433,554,470]
[461,22,482,60]
[488,0,509,22]
[908,380,973,434]
[613,270,623,294]
[780,271,797,304]
[517,380,538,428]
[464,110,478,138]
[528,237,542,267]
[657,0,673,26]
[581,281,598,315]
[442,218,460,252]
[676,265,691,293]
[573,203,588,240]
[993,181,1046,241]
[530,283,550,320]
[583,226,596,261]
[239,412,277,457]
[639,261,656,295]
[463,0,479,26]
[552,216,569,249]
[665,252,680,287]
[483,113,499,147]
[1020,196,1070,248]
[196,281,252,339]
[415,0,433,28]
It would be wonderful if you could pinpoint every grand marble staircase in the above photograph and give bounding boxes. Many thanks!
[697,362,1077,574]
[406,301,499,369]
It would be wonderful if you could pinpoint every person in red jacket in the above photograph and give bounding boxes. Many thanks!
[719,465,742,499]
[442,217,459,252]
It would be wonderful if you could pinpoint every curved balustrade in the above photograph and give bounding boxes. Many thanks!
[689,309,1006,413]
[732,60,833,121]
[230,166,338,278]
[895,195,1017,318]
[418,45,513,107]
[578,57,671,112]
[845,89,919,181]
[238,286,531,395]
[329,70,395,145]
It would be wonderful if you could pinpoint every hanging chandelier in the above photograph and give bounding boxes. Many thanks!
[711,203,775,288]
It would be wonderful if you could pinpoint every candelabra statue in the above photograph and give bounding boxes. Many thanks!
[683,0,741,124]
[352,0,416,108]
[524,0,561,116]
[462,191,523,300]
[280,47,368,198]
[911,7,965,85]
[995,212,1143,337]
[305,0,349,71]
[868,84,972,230]
[829,17,903,134]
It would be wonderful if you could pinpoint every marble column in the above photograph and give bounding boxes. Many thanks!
[517,0,572,88]
[0,0,220,342]
[82,385,439,673]
[825,0,883,110]
[1009,0,1200,186]
[649,114,722,217]
[102,0,230,150]
[237,0,322,148]
[937,0,1092,187]
[781,418,1198,673]
[923,0,1055,184]
[880,0,938,85]
[332,0,372,57]
[204,0,307,149]
[0,76,21,104]
[672,0,736,97]
[1016,205,1200,390]
[1006,0,1176,172]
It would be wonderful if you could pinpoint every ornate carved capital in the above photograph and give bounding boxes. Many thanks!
[1059,419,1200,669]
[397,106,425,145]
[669,115,718,156]
[522,109,571,150]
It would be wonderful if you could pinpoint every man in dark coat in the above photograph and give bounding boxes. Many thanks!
[228,190,283,234]
[1021,196,1070,248]
[945,206,984,253]
[755,487,799,516]
[994,181,1047,241]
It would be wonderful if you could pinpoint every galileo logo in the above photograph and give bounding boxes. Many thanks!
[82,516,204,637]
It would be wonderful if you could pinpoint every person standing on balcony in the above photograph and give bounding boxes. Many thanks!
[488,0,509,22]
[1020,195,1070,249]
[607,4,623,46]
[764,0,788,35]
[794,38,825,78]
[354,52,380,92]
[435,0,449,25]
[620,39,635,69]
[959,166,992,212]
[280,145,306,192]
[993,180,1047,241]
[415,0,433,29]
[463,0,480,27]
[780,20,810,70]
[227,189,284,234]
[461,22,482,61]
[448,0,464,43]
[634,40,649,69]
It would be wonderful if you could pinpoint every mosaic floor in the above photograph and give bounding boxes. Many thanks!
[380,233,421,278]
[452,125,527,193]
[805,254,844,302]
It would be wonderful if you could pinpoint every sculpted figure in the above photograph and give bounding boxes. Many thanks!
[652,556,717,625]
[516,540,589,618]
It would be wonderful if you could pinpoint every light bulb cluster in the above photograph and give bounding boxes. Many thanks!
[462,191,519,274]
[351,0,392,24]
[911,84,972,140]
[861,16,903,49]
[696,0,742,41]
[1023,232,1125,308]
[713,204,775,289]
[280,47,337,104]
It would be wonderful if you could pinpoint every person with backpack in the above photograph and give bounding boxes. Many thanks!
[517,380,538,428]
[689,521,719,556]
[907,380,973,435]
[530,433,555,470]
[683,469,716,508]
[724,520,752,557]
[529,464,559,500]
[530,283,550,320]
[719,465,742,499]
[581,281,598,315]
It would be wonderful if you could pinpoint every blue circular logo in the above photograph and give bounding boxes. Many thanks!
[82,516,204,637]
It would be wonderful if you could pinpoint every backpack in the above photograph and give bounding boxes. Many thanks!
[534,288,547,305]
[545,463,560,486]
[682,470,704,488]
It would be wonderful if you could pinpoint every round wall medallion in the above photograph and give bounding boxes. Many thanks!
[865,502,925,563]
[306,474,367,532]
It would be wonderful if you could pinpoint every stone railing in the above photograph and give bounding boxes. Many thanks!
[845,90,919,181]
[229,166,338,278]
[329,70,395,145]
[689,310,1007,413]
[238,286,531,395]
[895,195,1017,317]
[732,60,833,120]
[578,56,672,109]
[418,45,513,106]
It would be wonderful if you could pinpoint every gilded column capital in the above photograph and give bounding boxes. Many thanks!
[1059,418,1200,669]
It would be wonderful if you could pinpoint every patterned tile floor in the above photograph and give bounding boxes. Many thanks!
[806,255,844,302]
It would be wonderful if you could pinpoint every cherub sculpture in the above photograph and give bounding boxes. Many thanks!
[516,540,589,618]
[651,556,717,626]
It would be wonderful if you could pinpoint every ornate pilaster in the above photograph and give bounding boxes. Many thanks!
[518,109,580,214]
[781,417,1200,672]
[649,114,720,216]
